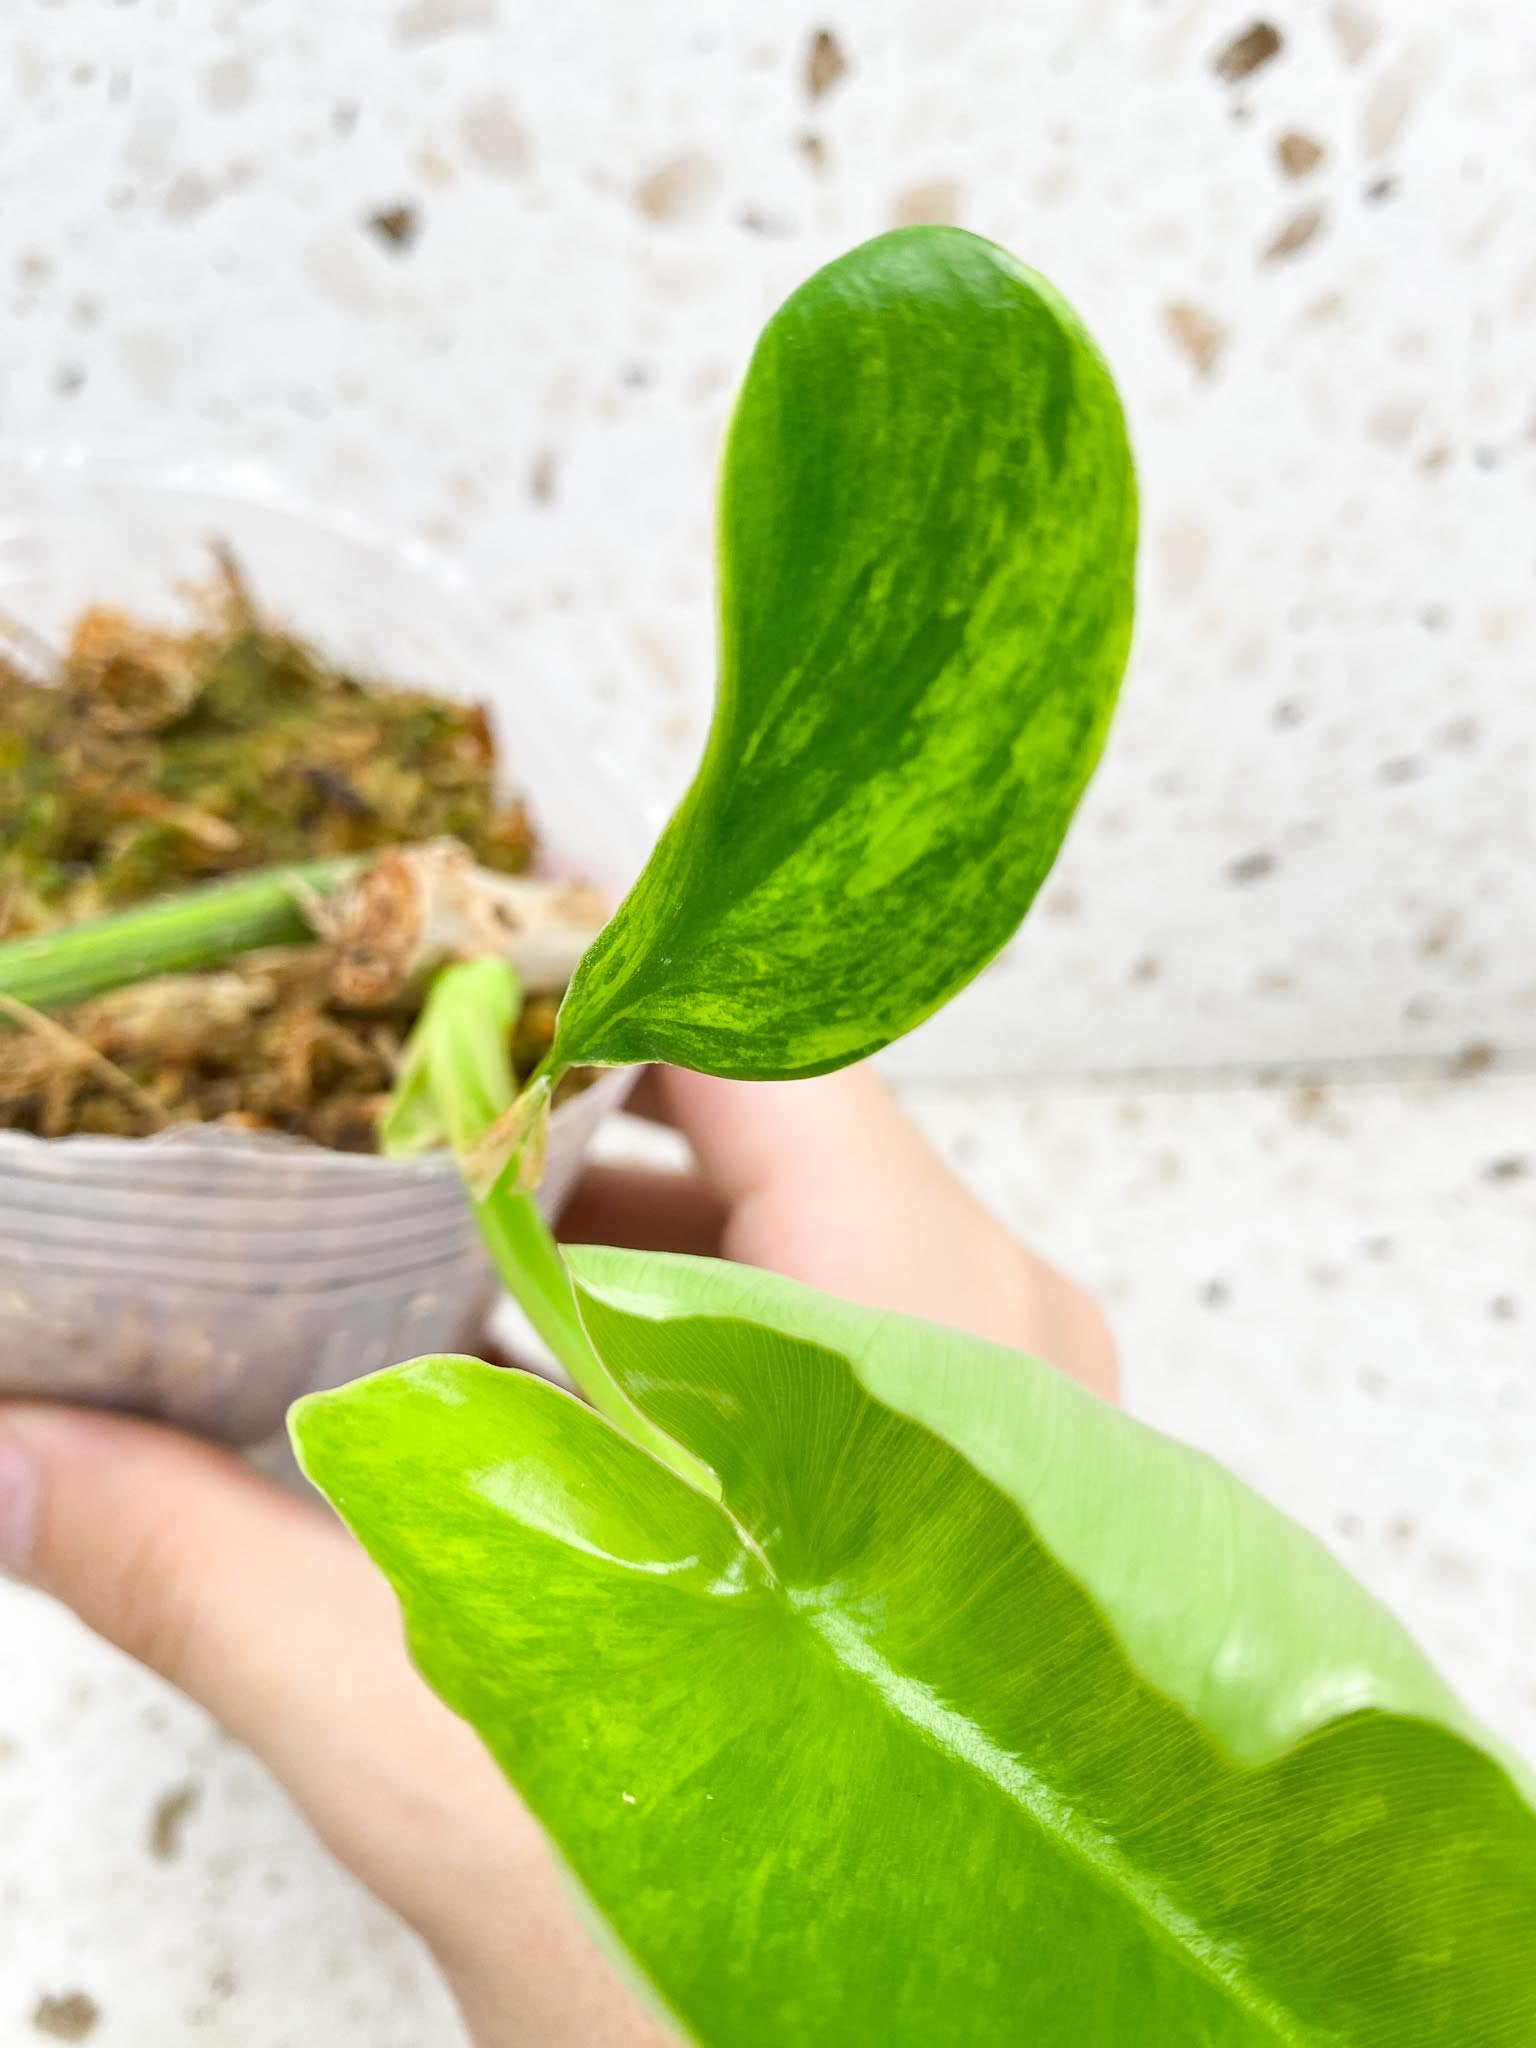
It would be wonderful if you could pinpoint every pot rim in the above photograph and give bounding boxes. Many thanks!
[0,455,644,1184]
[0,1083,603,1178]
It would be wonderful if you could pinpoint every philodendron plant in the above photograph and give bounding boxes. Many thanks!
[285,229,1531,2039]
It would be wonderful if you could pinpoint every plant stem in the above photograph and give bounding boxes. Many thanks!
[320,842,606,1009]
[0,858,359,1013]
[386,960,719,1498]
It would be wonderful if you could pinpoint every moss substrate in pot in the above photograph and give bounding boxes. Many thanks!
[0,483,637,1442]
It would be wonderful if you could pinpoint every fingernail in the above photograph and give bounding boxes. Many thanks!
[0,1432,42,1578]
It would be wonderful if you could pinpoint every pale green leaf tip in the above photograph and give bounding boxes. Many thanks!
[289,1353,498,1477]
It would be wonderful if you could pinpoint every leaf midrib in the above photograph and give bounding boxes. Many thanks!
[789,1592,1326,2048]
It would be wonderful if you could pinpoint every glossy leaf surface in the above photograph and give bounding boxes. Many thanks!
[294,1252,1536,2047]
[548,227,1136,1081]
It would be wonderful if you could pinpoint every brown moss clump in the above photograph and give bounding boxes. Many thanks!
[1,553,534,934]
[0,556,560,1150]
[0,954,566,1150]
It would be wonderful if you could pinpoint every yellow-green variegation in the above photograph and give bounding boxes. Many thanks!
[545,225,1136,1084]
[290,228,1536,2046]
[294,1255,1536,2046]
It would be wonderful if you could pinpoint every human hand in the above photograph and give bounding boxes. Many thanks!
[561,1067,1117,1399]
[0,1068,1116,2046]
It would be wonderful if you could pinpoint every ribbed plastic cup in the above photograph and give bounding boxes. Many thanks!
[0,460,645,1442]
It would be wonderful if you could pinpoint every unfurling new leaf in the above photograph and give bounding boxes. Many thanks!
[378,959,714,1495]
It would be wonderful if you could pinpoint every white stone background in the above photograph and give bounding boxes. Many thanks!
[1,0,1534,2041]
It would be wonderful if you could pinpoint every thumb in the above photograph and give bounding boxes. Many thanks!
[0,1402,414,1762]
[0,1400,650,2042]
[0,1402,503,1886]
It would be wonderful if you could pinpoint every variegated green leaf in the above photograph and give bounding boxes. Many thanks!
[293,1253,1536,2047]
[547,226,1136,1081]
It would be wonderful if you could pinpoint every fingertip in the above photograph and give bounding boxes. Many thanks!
[0,1399,265,1521]
[558,1162,727,1255]
[0,1397,332,1695]
[659,1060,882,1121]
[2,1398,204,1458]
[658,1063,904,1198]
[0,1400,551,1961]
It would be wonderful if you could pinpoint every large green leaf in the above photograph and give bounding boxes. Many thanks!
[547,227,1136,1081]
[293,1252,1536,2047]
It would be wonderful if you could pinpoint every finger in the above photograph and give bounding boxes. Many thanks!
[656,1066,1119,1399]
[0,1402,659,2045]
[618,1066,675,1128]
[557,1163,726,1256]
[653,1064,912,1207]
[1,1402,507,1886]
[659,1063,1002,1295]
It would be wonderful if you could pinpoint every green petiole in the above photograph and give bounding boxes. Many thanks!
[381,958,720,1499]
[0,857,360,1013]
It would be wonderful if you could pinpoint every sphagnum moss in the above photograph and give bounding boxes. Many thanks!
[0,557,566,1149]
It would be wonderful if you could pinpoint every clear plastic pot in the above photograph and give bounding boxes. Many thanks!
[0,459,643,1442]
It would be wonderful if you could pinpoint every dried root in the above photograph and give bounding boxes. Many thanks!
[0,559,593,1151]
[317,841,605,1007]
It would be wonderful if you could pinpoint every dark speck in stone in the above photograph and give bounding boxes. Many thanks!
[1276,130,1325,179]
[1484,1156,1530,1184]
[804,28,848,101]
[1213,21,1283,84]
[737,206,790,236]
[148,1781,201,1860]
[529,450,557,503]
[31,1993,101,2042]
[367,203,420,251]
[1450,1041,1497,1079]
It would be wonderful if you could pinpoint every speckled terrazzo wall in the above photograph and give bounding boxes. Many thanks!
[2,0,1530,1080]
[1,6,1533,2046]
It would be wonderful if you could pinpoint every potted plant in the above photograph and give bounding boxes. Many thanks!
[8,228,1535,2041]
[0,466,640,1438]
